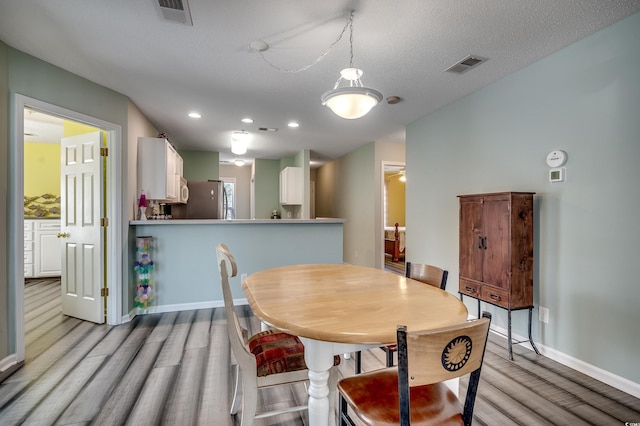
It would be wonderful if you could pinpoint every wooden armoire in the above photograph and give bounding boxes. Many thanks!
[458,191,539,359]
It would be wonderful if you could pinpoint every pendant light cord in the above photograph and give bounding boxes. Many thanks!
[254,10,355,74]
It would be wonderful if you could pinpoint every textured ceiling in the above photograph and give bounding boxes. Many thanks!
[2,1,639,165]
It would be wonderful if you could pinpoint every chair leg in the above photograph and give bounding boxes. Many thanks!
[386,348,395,367]
[230,364,242,415]
[240,376,257,426]
[339,393,356,426]
[354,351,362,374]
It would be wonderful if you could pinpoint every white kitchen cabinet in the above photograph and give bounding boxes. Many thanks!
[24,219,61,278]
[137,137,183,202]
[24,221,34,278]
[280,167,302,205]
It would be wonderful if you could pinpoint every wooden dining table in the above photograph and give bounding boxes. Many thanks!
[242,263,469,426]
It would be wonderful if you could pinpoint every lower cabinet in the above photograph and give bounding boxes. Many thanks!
[24,219,62,278]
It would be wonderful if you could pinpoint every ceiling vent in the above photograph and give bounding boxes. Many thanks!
[258,127,278,132]
[156,0,193,26]
[445,55,488,74]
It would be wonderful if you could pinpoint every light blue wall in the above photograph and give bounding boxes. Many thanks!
[132,222,343,305]
[406,12,640,385]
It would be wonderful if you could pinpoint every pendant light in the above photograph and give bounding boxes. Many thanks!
[231,131,250,155]
[321,11,382,119]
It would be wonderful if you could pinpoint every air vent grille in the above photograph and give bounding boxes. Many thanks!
[156,0,193,25]
[258,127,278,132]
[446,55,488,74]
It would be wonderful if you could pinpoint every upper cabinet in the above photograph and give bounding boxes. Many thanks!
[138,137,183,202]
[280,166,302,205]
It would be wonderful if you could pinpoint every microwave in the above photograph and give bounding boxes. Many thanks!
[178,177,189,203]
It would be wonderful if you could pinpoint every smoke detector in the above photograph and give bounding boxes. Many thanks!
[156,0,193,26]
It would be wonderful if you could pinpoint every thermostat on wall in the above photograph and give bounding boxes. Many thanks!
[546,150,567,167]
[549,167,566,183]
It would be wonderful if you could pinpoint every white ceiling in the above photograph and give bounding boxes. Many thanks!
[2,1,639,165]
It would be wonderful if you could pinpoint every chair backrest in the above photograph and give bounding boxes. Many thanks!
[216,244,255,372]
[397,312,491,426]
[405,262,448,290]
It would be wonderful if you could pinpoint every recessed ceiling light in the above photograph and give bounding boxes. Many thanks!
[241,117,254,124]
[288,121,300,128]
[234,159,245,167]
[188,112,202,119]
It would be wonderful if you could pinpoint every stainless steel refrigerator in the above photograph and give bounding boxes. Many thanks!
[172,180,226,219]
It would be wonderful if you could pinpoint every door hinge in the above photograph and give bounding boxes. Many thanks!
[100,147,109,157]
[101,217,109,227]
[101,287,109,297]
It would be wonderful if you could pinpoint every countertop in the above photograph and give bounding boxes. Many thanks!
[129,218,345,225]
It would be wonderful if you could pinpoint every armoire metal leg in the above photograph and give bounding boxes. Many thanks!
[508,310,513,360]
[528,307,541,355]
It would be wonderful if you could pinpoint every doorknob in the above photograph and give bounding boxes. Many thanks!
[57,232,69,238]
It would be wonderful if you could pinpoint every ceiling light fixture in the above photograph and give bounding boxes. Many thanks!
[231,131,250,155]
[241,117,254,124]
[288,121,299,128]
[188,112,201,118]
[321,10,382,120]
[234,159,245,167]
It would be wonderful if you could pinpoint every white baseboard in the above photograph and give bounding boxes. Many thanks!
[120,298,248,323]
[0,354,18,374]
[489,323,640,399]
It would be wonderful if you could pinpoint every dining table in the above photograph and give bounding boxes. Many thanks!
[242,263,469,426]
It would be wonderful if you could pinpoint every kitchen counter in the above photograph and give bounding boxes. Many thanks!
[128,218,344,316]
[129,218,345,225]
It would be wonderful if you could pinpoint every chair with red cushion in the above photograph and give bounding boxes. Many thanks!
[355,263,448,374]
[216,244,338,425]
[340,312,491,426]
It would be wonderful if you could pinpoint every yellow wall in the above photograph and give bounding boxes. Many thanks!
[64,120,99,137]
[24,120,100,218]
[386,173,405,226]
[24,143,61,197]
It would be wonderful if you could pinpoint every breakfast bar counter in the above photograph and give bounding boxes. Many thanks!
[128,218,344,315]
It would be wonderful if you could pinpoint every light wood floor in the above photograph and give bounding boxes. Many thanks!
[1,278,639,425]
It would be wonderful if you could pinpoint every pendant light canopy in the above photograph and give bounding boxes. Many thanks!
[321,11,382,119]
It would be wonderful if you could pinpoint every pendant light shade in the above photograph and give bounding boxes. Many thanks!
[231,131,249,155]
[321,68,383,119]
[321,11,382,119]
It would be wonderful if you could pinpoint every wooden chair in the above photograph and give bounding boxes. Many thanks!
[339,312,492,426]
[216,244,337,425]
[354,263,448,374]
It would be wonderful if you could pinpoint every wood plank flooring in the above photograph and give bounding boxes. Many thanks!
[1,278,639,425]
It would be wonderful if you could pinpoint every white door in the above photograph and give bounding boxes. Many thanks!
[60,131,104,323]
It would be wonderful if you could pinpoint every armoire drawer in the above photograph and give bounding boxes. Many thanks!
[459,279,480,297]
[481,286,509,308]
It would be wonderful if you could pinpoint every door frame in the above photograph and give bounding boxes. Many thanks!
[10,94,123,362]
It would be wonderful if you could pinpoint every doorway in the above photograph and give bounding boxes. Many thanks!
[381,161,406,273]
[10,95,123,364]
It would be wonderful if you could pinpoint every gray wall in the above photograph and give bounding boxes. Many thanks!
[219,164,251,220]
[0,41,8,362]
[316,141,404,267]
[406,12,640,385]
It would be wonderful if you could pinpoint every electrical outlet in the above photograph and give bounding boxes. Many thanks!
[539,307,549,324]
[241,273,247,282]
